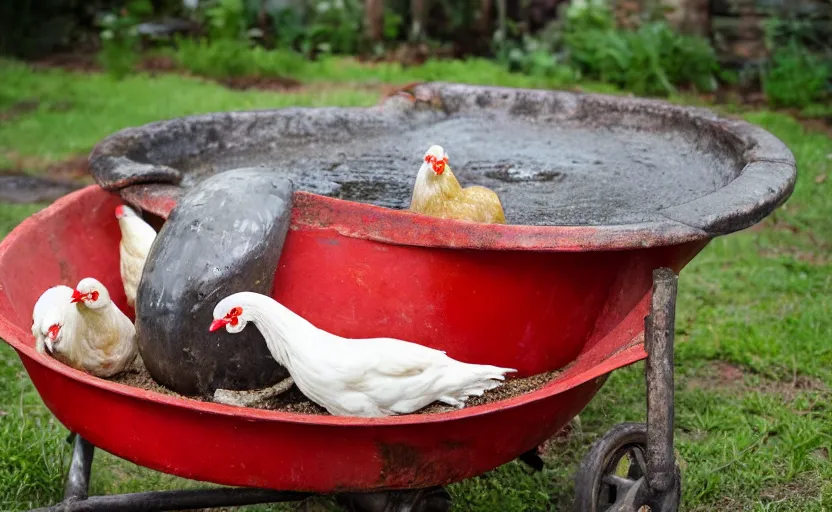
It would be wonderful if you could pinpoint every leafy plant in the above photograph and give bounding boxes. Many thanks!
[175,36,307,77]
[763,41,830,108]
[175,37,253,77]
[204,0,248,40]
[561,0,718,97]
[303,0,364,55]
[763,11,832,57]
[497,34,576,83]
[564,0,615,32]
[272,6,308,49]
[383,8,403,41]
[97,0,154,79]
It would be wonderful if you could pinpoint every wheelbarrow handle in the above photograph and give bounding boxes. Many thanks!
[645,267,679,494]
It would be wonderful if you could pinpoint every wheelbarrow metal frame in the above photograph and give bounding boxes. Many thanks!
[28,268,681,512]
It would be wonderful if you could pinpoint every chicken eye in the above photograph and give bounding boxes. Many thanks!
[90,291,99,301]
[230,307,242,317]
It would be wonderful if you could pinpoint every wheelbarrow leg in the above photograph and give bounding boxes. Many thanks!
[30,434,310,511]
[518,448,545,471]
[645,268,678,496]
[64,434,95,501]
[573,268,681,512]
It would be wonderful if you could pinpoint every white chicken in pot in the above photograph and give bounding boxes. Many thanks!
[209,292,516,417]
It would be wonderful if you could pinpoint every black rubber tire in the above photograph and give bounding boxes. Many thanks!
[573,422,681,512]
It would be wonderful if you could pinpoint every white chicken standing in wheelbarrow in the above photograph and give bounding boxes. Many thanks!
[32,278,138,377]
[209,292,516,417]
[115,204,157,308]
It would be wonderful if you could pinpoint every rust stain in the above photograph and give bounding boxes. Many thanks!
[376,439,475,488]
[378,442,422,479]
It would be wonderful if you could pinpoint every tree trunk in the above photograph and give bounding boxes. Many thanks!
[495,0,507,41]
[477,0,493,37]
[410,0,425,41]
[364,0,384,41]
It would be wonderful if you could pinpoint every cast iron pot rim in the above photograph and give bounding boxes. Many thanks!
[89,82,797,252]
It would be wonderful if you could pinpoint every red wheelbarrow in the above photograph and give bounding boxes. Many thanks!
[0,83,795,512]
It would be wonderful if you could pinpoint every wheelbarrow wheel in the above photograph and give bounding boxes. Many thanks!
[574,422,680,512]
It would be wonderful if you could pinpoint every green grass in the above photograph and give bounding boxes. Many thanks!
[0,56,622,170]
[169,41,602,90]
[0,58,379,165]
[0,56,616,169]
[0,59,830,511]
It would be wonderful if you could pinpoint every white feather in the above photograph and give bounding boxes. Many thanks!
[116,205,156,308]
[212,292,516,417]
[32,285,73,354]
[47,278,138,378]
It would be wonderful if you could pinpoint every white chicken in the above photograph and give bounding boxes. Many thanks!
[43,277,139,377]
[32,285,74,354]
[209,292,516,417]
[116,204,157,308]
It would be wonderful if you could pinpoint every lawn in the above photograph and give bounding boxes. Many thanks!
[1,59,830,511]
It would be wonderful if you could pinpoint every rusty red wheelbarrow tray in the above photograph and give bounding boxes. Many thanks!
[0,83,795,512]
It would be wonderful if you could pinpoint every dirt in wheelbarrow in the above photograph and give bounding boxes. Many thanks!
[111,362,562,415]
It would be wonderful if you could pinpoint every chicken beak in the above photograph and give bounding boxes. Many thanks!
[70,289,85,303]
[45,339,54,354]
[209,318,229,332]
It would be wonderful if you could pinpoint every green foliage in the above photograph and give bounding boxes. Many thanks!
[0,58,379,161]
[303,0,364,55]
[762,41,830,109]
[175,37,250,77]
[763,11,832,57]
[383,9,403,41]
[498,35,577,82]
[204,0,248,41]
[493,0,718,97]
[176,37,310,78]
[564,0,615,32]
[266,0,372,57]
[96,0,154,79]
[272,7,308,49]
[172,37,587,87]
[562,2,719,96]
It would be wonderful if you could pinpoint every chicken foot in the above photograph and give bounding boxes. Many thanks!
[212,377,295,408]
